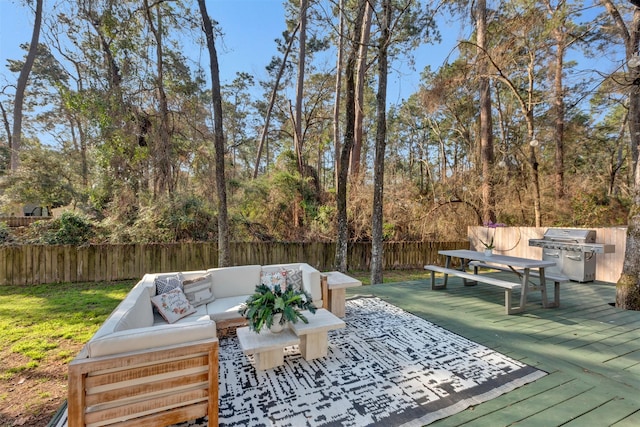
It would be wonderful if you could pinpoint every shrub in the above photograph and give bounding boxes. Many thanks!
[126,196,217,243]
[28,212,94,245]
[54,212,94,244]
[0,221,11,244]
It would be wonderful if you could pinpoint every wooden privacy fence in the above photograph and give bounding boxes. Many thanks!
[1,226,626,286]
[0,240,468,286]
[1,216,51,227]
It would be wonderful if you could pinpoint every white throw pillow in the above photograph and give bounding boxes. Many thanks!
[151,288,196,324]
[182,273,216,307]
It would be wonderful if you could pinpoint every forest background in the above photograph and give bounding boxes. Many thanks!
[0,0,637,266]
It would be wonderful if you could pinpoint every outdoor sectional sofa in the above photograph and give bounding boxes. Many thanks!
[67,263,323,427]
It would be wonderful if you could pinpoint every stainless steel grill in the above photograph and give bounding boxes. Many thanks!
[528,228,615,282]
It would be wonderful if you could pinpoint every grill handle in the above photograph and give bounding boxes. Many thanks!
[544,251,560,258]
[566,255,582,261]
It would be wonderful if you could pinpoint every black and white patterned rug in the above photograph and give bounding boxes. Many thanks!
[174,297,546,427]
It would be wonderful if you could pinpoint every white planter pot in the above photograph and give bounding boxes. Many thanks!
[270,313,286,333]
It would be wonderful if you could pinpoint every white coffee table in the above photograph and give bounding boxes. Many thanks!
[322,271,362,317]
[289,309,345,360]
[236,327,300,370]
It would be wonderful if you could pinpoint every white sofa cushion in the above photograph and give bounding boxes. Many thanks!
[154,306,209,325]
[299,263,321,303]
[206,295,251,321]
[208,265,261,298]
[86,320,216,357]
[112,293,155,332]
[93,277,155,336]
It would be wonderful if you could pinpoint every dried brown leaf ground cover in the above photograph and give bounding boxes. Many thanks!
[0,270,426,426]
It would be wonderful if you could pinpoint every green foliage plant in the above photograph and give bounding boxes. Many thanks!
[0,143,75,209]
[128,195,217,243]
[0,221,11,244]
[239,284,317,333]
[32,211,94,245]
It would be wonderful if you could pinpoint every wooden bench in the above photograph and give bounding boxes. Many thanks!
[469,261,569,308]
[424,265,524,314]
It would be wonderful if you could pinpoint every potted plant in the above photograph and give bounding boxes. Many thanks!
[239,284,317,333]
[479,221,506,256]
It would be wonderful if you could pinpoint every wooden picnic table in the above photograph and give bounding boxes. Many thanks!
[425,249,562,314]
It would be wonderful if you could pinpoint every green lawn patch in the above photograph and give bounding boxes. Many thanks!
[0,281,133,374]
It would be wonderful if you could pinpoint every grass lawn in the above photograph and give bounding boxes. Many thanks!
[0,269,426,427]
[0,280,134,427]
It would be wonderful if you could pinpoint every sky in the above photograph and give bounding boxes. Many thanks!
[0,0,461,104]
[0,0,624,114]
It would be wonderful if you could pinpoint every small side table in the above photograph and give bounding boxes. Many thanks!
[322,271,362,317]
[236,327,299,370]
[290,309,345,360]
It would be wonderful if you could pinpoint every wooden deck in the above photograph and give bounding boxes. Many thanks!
[347,274,640,426]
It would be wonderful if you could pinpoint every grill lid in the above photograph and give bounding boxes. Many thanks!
[541,228,596,243]
[528,228,614,254]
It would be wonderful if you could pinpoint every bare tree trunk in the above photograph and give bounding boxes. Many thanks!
[198,0,230,267]
[11,0,43,170]
[336,0,366,272]
[609,115,627,196]
[81,3,123,100]
[72,62,89,188]
[543,0,568,200]
[522,117,543,227]
[602,1,640,167]
[294,0,308,176]
[492,51,541,225]
[617,151,640,305]
[253,25,299,179]
[475,0,496,225]
[333,0,344,187]
[552,39,566,199]
[617,158,640,310]
[1,101,12,161]
[144,0,173,198]
[600,1,640,309]
[351,1,373,178]
[371,0,390,285]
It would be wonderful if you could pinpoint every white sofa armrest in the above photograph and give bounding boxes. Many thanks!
[299,263,322,303]
[86,320,217,357]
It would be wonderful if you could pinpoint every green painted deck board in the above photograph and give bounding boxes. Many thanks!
[346,274,640,426]
[428,372,575,426]
[611,409,640,426]
[562,397,640,426]
[454,380,594,426]
[516,387,617,425]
